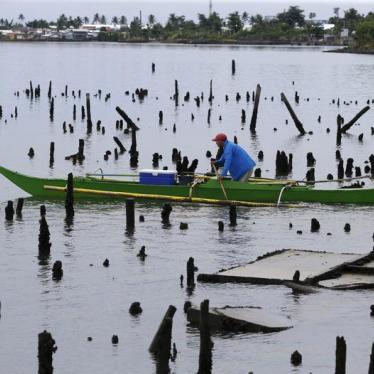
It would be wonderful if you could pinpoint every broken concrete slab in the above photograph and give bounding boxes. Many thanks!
[198,249,374,290]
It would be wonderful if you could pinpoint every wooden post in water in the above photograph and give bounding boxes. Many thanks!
[250,84,261,133]
[149,305,176,374]
[130,128,138,167]
[30,81,34,100]
[49,98,54,122]
[52,261,63,281]
[38,330,56,374]
[198,299,213,374]
[73,104,76,121]
[115,107,140,131]
[5,201,14,221]
[241,109,246,123]
[208,80,213,104]
[49,142,54,167]
[280,93,305,135]
[335,336,346,374]
[336,115,343,146]
[231,59,236,75]
[113,136,126,154]
[368,342,374,374]
[16,198,24,218]
[48,81,52,100]
[174,80,179,106]
[78,139,84,162]
[161,204,172,225]
[187,257,195,288]
[86,93,93,134]
[229,205,237,226]
[126,198,135,231]
[38,215,51,258]
[65,173,74,218]
[338,160,344,180]
[340,106,370,133]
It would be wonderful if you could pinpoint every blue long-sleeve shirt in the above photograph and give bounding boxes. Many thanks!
[215,140,256,181]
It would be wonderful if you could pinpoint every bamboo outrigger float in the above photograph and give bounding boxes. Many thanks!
[1,165,374,205]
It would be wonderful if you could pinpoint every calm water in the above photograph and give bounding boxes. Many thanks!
[0,43,374,373]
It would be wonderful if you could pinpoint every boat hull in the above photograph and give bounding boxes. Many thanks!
[1,166,374,204]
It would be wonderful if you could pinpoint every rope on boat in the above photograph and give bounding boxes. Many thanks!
[298,175,373,184]
[188,177,205,199]
[276,182,296,207]
[43,185,301,208]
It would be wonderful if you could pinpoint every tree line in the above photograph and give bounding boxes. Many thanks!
[0,6,373,48]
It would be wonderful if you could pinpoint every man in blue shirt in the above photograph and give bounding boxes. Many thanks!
[211,133,256,182]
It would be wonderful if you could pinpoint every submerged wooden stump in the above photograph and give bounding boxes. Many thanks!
[187,257,196,288]
[161,204,172,225]
[65,173,74,218]
[38,215,51,258]
[335,336,346,374]
[149,305,176,373]
[38,330,57,374]
[198,299,213,374]
[250,84,261,133]
[16,198,24,218]
[5,201,14,221]
[126,199,135,231]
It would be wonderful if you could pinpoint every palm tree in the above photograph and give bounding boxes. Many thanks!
[120,15,127,26]
[18,14,25,24]
[93,13,100,24]
[112,16,119,25]
[100,15,106,24]
[241,11,249,24]
[148,14,156,28]
[83,16,89,24]
[75,16,83,28]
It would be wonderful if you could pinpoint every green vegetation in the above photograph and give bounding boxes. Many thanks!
[354,14,374,49]
[0,7,373,50]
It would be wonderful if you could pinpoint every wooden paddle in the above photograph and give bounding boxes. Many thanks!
[212,164,229,200]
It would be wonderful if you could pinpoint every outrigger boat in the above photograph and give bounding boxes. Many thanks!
[0,165,374,206]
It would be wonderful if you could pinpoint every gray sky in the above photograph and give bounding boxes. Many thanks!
[0,0,372,22]
[0,0,372,2]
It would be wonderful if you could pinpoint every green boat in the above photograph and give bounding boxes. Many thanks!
[0,165,373,206]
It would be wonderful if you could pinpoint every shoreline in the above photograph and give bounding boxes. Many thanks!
[325,46,374,55]
[0,39,343,48]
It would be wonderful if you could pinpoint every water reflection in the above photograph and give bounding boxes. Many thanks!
[37,254,51,286]
[64,216,74,233]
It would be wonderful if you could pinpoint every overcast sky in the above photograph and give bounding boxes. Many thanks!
[0,0,373,2]
[0,0,372,22]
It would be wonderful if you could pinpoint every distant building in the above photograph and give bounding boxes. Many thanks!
[81,24,120,32]
[340,28,349,38]
[323,24,335,31]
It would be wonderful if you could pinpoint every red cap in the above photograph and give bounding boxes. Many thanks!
[212,133,227,141]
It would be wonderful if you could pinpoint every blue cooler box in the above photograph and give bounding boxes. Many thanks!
[139,169,177,185]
